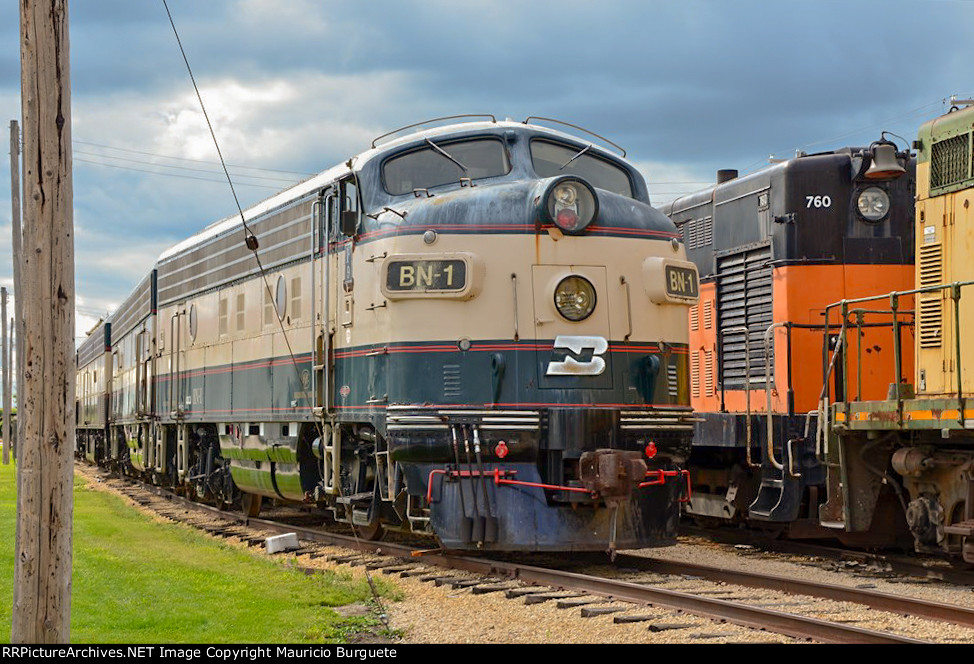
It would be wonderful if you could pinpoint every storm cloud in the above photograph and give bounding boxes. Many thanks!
[0,0,971,334]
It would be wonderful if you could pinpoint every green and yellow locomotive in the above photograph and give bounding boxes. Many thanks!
[79,117,698,552]
[823,102,974,560]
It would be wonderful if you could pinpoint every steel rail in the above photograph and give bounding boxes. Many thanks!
[680,524,974,586]
[116,479,926,644]
[615,553,974,629]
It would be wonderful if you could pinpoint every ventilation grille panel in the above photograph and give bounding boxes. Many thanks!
[931,133,972,194]
[717,244,773,387]
[918,243,943,349]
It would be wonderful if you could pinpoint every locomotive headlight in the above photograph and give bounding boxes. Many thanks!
[857,187,890,222]
[553,183,577,207]
[544,177,598,234]
[554,275,597,321]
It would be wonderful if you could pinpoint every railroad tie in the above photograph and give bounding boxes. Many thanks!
[647,623,695,633]
[555,598,598,609]
[505,587,552,599]
[580,606,625,618]
[379,565,415,575]
[471,584,517,595]
[399,569,432,578]
[524,593,583,605]
[613,615,658,624]
[365,559,408,570]
[421,575,458,584]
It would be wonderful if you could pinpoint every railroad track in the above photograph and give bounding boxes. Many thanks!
[86,467,974,644]
[679,523,974,586]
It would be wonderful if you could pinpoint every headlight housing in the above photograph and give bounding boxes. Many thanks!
[857,187,890,222]
[554,275,597,321]
[543,177,598,234]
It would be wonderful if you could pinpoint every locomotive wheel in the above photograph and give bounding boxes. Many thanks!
[355,519,384,542]
[241,492,262,518]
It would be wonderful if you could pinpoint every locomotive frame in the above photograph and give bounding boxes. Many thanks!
[76,116,699,553]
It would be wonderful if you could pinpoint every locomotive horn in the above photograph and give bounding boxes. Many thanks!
[864,142,906,179]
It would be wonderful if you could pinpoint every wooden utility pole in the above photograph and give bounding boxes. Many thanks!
[11,119,23,457]
[12,0,75,644]
[2,286,8,465]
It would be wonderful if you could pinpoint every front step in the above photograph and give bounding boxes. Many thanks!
[748,478,784,521]
[944,519,974,537]
[749,476,803,523]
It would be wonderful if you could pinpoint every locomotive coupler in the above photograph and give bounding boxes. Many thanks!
[579,449,648,502]
[579,449,649,559]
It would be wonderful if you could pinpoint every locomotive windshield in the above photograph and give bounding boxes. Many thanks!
[382,137,511,195]
[530,139,633,197]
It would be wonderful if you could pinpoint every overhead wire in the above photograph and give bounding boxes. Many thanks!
[737,96,955,176]
[75,157,286,189]
[160,0,391,628]
[73,139,315,177]
[75,149,305,184]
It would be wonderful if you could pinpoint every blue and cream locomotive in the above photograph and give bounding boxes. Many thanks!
[77,116,698,552]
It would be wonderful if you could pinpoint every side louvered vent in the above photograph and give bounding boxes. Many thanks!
[931,133,972,194]
[689,304,699,331]
[703,300,713,329]
[690,351,701,398]
[704,349,715,396]
[686,217,714,250]
[667,364,679,398]
[443,363,462,399]
[717,244,773,387]
[918,243,943,348]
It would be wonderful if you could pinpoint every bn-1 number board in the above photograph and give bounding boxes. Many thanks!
[386,259,467,292]
[664,265,698,299]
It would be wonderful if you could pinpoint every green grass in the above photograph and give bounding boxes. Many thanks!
[0,460,397,643]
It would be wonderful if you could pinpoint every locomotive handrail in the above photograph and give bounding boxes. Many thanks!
[311,197,321,417]
[719,326,759,468]
[522,117,627,157]
[816,324,846,458]
[510,273,519,342]
[763,323,787,473]
[371,114,498,148]
[823,279,974,411]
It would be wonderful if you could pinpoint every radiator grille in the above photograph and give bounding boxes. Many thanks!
[931,133,972,194]
[717,244,773,387]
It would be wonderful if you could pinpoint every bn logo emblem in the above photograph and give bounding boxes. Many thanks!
[546,336,609,376]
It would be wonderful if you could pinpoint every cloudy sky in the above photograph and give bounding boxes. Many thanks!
[1,0,972,344]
